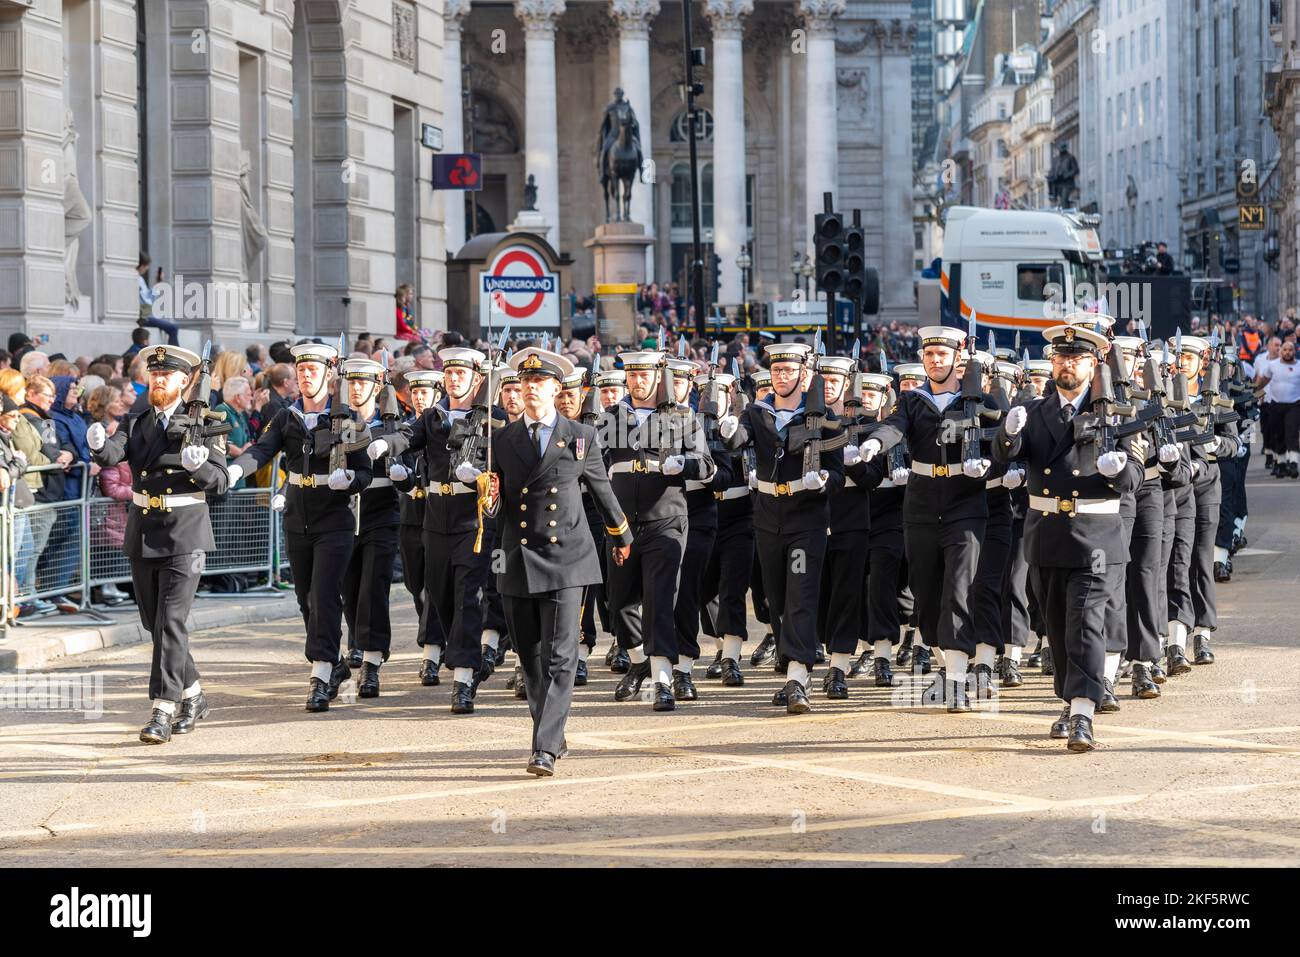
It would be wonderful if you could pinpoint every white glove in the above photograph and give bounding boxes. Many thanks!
[890,466,910,485]
[718,415,739,439]
[1214,435,1233,456]
[1191,459,1205,479]
[388,463,409,482]
[747,471,758,490]
[366,438,388,461]
[661,454,686,476]
[843,444,861,466]
[226,463,243,485]
[271,493,286,512]
[454,462,481,484]
[860,438,883,462]
[1002,468,1024,490]
[1158,442,1181,464]
[1005,405,1028,436]
[962,458,990,479]
[86,422,106,451]
[181,445,209,472]
[1097,450,1128,478]
[803,469,827,492]
[327,468,353,491]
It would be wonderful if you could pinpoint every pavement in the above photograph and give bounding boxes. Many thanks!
[1,467,1298,868]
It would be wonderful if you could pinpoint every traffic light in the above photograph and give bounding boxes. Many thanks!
[814,211,846,293]
[841,224,866,303]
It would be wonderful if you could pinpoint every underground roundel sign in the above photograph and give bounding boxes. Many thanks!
[480,244,559,330]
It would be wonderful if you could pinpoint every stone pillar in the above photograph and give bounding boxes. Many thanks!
[705,1,751,306]
[514,0,565,249]
[797,0,843,249]
[656,167,673,283]
[879,20,915,320]
[443,0,470,257]
[0,4,65,334]
[609,0,658,278]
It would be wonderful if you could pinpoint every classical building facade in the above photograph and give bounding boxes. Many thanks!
[1266,0,1300,317]
[0,0,448,357]
[448,0,918,323]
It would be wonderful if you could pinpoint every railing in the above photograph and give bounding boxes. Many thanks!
[1,455,287,640]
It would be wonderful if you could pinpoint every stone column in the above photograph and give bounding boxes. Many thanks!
[879,20,915,319]
[656,167,673,282]
[514,0,565,249]
[610,0,659,278]
[797,0,843,249]
[443,0,470,256]
[705,1,752,306]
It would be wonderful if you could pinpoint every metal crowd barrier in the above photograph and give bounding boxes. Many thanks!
[1,455,287,640]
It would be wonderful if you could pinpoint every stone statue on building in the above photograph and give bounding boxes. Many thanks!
[239,152,268,326]
[597,87,643,223]
[1047,144,1079,208]
[523,173,538,211]
[61,110,92,311]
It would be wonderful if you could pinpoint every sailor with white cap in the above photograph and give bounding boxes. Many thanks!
[994,322,1146,751]
[227,339,374,712]
[87,344,230,743]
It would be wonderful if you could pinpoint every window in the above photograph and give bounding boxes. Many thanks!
[1155,77,1163,118]
[670,163,693,229]
[1106,96,1113,134]
[745,174,754,231]
[1141,82,1149,127]
[1141,24,1149,63]
[702,163,713,229]
[1129,32,1135,69]
[1215,82,1221,134]
[670,108,714,143]
[1233,75,1241,127]
[1154,18,1161,57]
[1118,39,1125,73]
[1016,264,1064,303]
[1106,42,1112,77]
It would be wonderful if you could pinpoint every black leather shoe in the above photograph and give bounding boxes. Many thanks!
[1193,634,1215,665]
[451,681,475,714]
[652,681,676,711]
[1098,678,1120,713]
[1027,639,1043,669]
[1049,705,1071,739]
[1130,663,1160,699]
[771,684,788,707]
[476,646,498,687]
[574,659,589,686]
[327,659,350,700]
[1149,660,1167,684]
[526,751,555,777]
[849,650,872,678]
[720,658,744,686]
[1067,714,1096,752]
[999,658,1023,688]
[946,678,972,713]
[614,659,651,701]
[358,662,380,698]
[814,646,826,665]
[873,657,896,687]
[911,644,933,675]
[1291,462,1299,479]
[750,633,776,667]
[171,693,209,734]
[306,677,331,713]
[1040,646,1055,676]
[971,663,995,701]
[140,708,173,744]
[1213,561,1231,583]
[672,671,698,701]
[774,656,789,675]
[896,633,914,668]
[603,642,617,666]
[1166,644,1192,676]
[514,666,527,700]
[346,648,363,670]
[610,647,630,674]
[822,666,849,699]
[704,650,724,679]
[418,659,441,687]
[784,679,811,715]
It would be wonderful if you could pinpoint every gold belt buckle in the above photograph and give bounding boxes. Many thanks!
[775,482,791,496]
[932,464,949,478]
[1058,498,1074,514]
[632,459,647,474]
[148,494,164,509]
[300,474,315,488]
[413,488,426,499]
[714,491,724,501]
[440,483,453,495]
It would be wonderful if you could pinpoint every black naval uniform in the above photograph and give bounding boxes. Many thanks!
[599,398,715,664]
[1186,390,1241,640]
[994,392,1144,709]
[94,403,229,705]
[233,400,372,667]
[385,398,506,678]
[818,420,878,660]
[673,411,732,667]
[863,438,908,657]
[700,442,755,650]
[343,411,408,666]
[490,413,634,762]
[1126,437,1188,666]
[393,447,444,654]
[726,395,846,669]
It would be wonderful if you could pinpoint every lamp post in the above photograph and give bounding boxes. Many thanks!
[801,254,815,299]
[790,251,803,300]
[737,247,752,327]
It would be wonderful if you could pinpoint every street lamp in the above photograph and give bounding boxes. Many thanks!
[801,254,815,299]
[736,248,752,327]
[790,251,803,299]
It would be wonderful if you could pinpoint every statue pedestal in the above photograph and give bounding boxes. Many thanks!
[507,209,551,236]
[584,222,652,287]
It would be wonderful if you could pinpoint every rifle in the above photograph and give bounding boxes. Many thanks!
[958,310,985,463]
[317,333,372,477]
[169,340,232,450]
[376,351,404,448]
[579,353,602,424]
[1013,348,1037,406]
[730,357,756,479]
[1137,351,1198,450]
[1202,331,1240,425]
[698,342,726,452]
[789,335,849,477]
